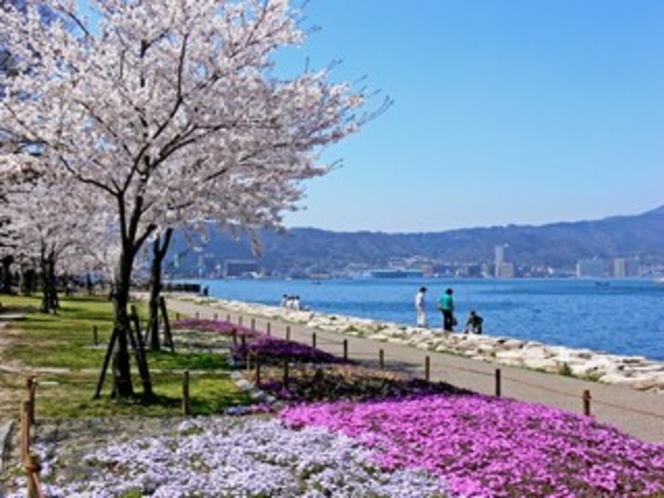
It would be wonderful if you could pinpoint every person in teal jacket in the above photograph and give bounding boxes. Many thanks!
[438,288,455,332]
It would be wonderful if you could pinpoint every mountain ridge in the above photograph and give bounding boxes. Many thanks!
[169,206,664,277]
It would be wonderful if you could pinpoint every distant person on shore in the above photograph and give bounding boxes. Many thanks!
[464,310,483,334]
[281,294,289,307]
[438,288,455,332]
[415,286,427,327]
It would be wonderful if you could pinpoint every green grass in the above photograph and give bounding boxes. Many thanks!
[34,371,248,418]
[0,293,252,419]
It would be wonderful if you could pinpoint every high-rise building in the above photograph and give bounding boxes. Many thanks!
[494,244,514,278]
[612,257,641,278]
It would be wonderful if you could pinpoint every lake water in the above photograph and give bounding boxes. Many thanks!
[190,278,664,361]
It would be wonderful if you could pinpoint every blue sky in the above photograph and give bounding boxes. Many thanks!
[279,0,664,233]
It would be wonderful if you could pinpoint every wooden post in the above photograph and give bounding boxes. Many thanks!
[25,455,42,498]
[495,368,502,398]
[182,370,190,416]
[238,316,243,326]
[286,325,291,341]
[283,359,290,389]
[159,296,174,352]
[195,311,199,319]
[251,318,255,331]
[130,305,143,341]
[343,339,348,362]
[314,368,324,400]
[93,327,118,399]
[213,313,218,320]
[379,349,385,370]
[583,390,592,416]
[425,356,430,382]
[92,325,99,346]
[232,329,238,348]
[176,312,180,321]
[267,322,271,336]
[20,400,30,461]
[26,377,36,425]
[226,313,231,322]
[312,332,317,348]
[255,355,261,386]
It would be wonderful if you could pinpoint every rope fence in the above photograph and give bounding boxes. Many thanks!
[208,308,664,422]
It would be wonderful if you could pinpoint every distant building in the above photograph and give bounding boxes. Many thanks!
[612,257,641,278]
[576,258,607,278]
[369,269,424,278]
[494,244,514,278]
[224,259,261,278]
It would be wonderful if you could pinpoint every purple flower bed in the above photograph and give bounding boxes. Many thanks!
[232,333,344,366]
[173,317,256,337]
[174,318,340,365]
[281,395,664,497]
[256,364,472,403]
[174,315,664,496]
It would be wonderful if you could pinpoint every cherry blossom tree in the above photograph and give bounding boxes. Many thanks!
[4,172,111,309]
[0,0,389,398]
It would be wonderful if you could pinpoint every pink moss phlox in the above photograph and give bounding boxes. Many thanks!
[280,394,664,497]
[232,333,344,365]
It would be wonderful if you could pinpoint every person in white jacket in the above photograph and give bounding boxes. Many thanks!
[415,286,427,327]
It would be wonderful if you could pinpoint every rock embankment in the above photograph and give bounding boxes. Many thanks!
[174,295,664,394]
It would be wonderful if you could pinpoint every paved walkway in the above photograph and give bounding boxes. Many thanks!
[166,297,664,445]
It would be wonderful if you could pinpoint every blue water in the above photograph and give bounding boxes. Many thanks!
[190,278,664,361]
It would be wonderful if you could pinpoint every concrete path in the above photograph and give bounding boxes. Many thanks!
[166,297,664,445]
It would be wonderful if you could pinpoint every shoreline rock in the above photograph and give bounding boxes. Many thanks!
[171,294,664,394]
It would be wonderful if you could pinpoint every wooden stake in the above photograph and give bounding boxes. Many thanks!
[182,370,190,416]
[283,359,290,389]
[26,377,36,425]
[583,390,592,416]
[20,400,30,461]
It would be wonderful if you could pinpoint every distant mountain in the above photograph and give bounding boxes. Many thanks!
[167,206,664,277]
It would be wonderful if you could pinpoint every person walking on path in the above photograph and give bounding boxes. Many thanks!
[438,288,455,332]
[414,286,427,327]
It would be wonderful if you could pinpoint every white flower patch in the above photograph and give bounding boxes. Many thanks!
[5,417,444,497]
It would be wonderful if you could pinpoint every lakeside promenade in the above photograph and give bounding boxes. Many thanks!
[166,296,664,445]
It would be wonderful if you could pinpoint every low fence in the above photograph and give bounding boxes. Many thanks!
[175,309,607,418]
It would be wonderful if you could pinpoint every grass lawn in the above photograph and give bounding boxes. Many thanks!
[0,293,252,420]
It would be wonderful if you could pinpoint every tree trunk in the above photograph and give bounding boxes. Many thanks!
[39,249,58,314]
[147,228,173,351]
[1,255,13,294]
[111,247,135,398]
